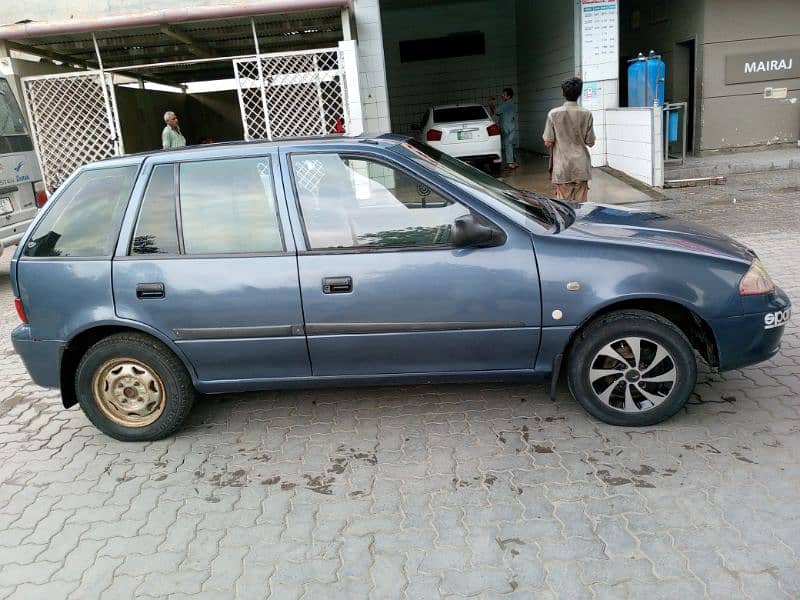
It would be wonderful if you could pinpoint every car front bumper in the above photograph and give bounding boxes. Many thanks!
[11,325,63,388]
[711,286,791,371]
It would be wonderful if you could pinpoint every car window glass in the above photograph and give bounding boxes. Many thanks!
[23,166,137,258]
[433,106,489,122]
[131,164,179,255]
[292,154,467,250]
[393,140,555,229]
[179,157,283,254]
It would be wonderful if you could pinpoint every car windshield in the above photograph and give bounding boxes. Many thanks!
[391,140,573,231]
[433,106,489,123]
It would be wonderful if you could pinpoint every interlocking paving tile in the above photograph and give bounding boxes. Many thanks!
[1,169,799,597]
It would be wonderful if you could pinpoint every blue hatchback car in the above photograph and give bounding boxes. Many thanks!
[11,135,791,440]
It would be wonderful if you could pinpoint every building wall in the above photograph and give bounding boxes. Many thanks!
[114,87,188,154]
[700,0,800,151]
[620,0,704,103]
[606,107,663,186]
[3,1,266,23]
[514,0,575,153]
[186,91,244,144]
[619,0,703,155]
[381,0,517,136]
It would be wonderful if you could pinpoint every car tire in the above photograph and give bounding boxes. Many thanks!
[75,333,195,441]
[489,162,502,177]
[566,310,697,426]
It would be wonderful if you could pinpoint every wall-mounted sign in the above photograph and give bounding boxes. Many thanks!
[725,50,799,84]
[582,81,603,110]
[581,0,619,82]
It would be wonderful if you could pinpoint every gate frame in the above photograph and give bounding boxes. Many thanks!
[232,45,351,141]
[21,70,125,192]
[19,40,360,189]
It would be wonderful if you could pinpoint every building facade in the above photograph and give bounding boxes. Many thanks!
[1,0,797,191]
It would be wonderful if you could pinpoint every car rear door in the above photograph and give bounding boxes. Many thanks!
[280,144,541,377]
[112,148,310,385]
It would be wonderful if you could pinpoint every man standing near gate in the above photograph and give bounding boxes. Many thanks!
[543,77,595,203]
[162,111,186,150]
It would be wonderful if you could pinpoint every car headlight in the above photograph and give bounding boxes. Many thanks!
[739,259,775,296]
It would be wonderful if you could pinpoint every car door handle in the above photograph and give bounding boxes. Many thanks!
[136,282,165,299]
[322,276,352,294]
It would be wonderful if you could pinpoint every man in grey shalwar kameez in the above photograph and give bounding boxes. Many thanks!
[491,87,519,170]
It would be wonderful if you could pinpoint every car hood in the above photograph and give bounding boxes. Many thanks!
[558,203,755,263]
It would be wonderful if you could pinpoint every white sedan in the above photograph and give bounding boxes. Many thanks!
[415,104,502,174]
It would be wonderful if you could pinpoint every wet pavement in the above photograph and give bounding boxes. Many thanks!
[502,154,656,205]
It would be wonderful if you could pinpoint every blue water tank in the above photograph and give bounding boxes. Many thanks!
[668,110,679,142]
[628,52,665,107]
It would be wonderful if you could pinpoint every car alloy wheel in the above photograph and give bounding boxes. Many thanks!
[566,310,697,426]
[588,337,677,413]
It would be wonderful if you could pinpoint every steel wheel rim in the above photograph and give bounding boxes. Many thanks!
[587,336,677,413]
[92,358,166,428]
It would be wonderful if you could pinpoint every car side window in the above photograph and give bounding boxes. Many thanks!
[23,166,137,258]
[130,164,179,255]
[291,154,467,250]
[179,156,283,255]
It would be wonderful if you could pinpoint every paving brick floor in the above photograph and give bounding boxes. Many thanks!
[0,169,798,599]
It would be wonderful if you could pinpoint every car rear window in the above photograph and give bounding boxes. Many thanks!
[433,106,488,123]
[23,165,137,258]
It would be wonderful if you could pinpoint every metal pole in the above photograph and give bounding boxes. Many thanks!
[251,18,272,141]
[337,46,350,133]
[92,33,122,155]
[680,102,688,165]
[233,60,252,140]
[314,53,326,135]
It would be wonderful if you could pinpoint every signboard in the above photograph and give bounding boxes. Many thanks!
[725,50,799,84]
[582,81,603,110]
[581,0,618,82]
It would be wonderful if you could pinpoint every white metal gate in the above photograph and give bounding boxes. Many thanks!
[233,47,349,141]
[22,72,123,192]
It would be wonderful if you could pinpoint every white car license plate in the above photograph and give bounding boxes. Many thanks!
[0,198,12,216]
[456,130,474,141]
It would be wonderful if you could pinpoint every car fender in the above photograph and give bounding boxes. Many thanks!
[62,317,200,385]
[533,235,746,330]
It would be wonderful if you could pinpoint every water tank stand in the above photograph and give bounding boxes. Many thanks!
[663,102,688,166]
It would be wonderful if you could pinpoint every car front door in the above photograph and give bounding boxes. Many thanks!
[281,147,541,377]
[113,150,310,385]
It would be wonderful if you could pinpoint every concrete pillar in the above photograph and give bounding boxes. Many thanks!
[352,0,391,132]
[338,40,364,135]
[0,42,27,117]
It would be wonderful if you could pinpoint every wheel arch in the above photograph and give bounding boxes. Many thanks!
[60,322,197,409]
[563,297,719,371]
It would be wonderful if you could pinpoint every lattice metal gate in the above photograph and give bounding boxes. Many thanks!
[233,47,349,141]
[22,72,124,192]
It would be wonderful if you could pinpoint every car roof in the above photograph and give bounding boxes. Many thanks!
[95,133,410,167]
[431,104,486,110]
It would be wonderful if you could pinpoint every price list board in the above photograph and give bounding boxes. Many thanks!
[581,0,618,82]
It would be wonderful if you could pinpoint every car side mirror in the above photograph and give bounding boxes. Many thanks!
[452,214,504,248]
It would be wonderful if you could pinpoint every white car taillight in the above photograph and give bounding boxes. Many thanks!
[739,259,775,296]
[34,181,48,208]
